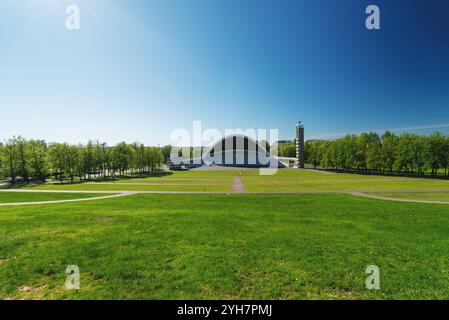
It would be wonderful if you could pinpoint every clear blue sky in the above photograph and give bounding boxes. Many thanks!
[1,0,449,145]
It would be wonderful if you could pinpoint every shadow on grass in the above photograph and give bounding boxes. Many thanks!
[0,171,174,188]
[0,181,45,189]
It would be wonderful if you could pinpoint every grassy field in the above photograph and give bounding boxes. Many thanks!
[7,171,235,192]
[1,169,449,300]
[16,184,230,192]
[0,192,108,204]
[1,193,449,299]
[6,169,449,193]
[241,170,449,191]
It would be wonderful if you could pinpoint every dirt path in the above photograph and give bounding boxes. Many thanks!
[232,176,246,193]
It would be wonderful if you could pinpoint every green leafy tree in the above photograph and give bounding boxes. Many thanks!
[49,143,67,182]
[381,131,397,173]
[28,140,49,182]
[278,142,296,158]
[3,138,19,184]
[426,132,445,175]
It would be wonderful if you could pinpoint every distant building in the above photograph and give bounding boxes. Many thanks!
[203,134,283,168]
[170,123,306,169]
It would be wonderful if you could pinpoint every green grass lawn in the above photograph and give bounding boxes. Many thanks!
[241,170,449,191]
[367,192,449,202]
[0,192,108,204]
[6,171,236,192]
[1,193,449,300]
[17,183,231,192]
[5,169,449,193]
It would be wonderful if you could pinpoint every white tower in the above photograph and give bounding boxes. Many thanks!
[296,122,305,169]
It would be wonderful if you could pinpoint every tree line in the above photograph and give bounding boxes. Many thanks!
[0,137,168,184]
[305,131,449,176]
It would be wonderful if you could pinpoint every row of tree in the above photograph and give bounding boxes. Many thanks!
[0,137,166,184]
[276,141,296,158]
[305,131,449,176]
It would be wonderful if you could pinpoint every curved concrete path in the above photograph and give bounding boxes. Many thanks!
[349,191,449,205]
[0,191,136,207]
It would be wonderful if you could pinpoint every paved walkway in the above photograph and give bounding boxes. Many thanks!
[0,192,135,207]
[232,176,246,193]
[349,191,449,205]
[0,189,116,194]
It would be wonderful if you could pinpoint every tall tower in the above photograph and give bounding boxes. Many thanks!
[296,122,305,169]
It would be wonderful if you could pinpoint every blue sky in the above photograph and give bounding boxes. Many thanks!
[1,0,449,145]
